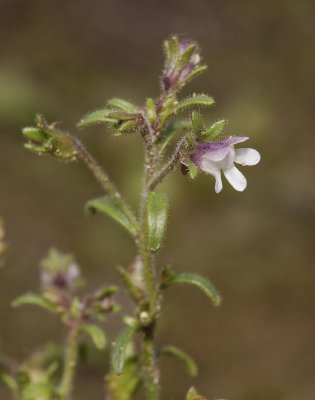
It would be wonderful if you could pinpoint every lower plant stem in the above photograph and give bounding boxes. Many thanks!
[59,322,80,400]
[142,325,159,400]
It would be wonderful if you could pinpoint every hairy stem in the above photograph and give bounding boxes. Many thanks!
[58,322,80,400]
[149,137,186,191]
[142,325,159,400]
[138,141,160,400]
[74,139,139,237]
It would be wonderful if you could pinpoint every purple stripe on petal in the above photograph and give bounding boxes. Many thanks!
[191,136,248,165]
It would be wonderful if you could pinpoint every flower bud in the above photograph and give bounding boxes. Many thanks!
[40,248,81,291]
[162,36,202,92]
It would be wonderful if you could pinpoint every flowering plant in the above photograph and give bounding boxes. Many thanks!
[0,36,260,400]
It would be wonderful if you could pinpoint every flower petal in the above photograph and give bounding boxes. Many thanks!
[223,165,247,191]
[234,148,261,166]
[200,159,223,193]
[202,146,230,162]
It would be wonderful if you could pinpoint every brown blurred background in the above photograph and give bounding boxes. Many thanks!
[0,0,315,399]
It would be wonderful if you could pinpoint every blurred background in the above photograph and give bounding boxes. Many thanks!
[0,0,315,399]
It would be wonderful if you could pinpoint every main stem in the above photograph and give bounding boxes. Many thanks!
[59,321,80,400]
[139,140,160,400]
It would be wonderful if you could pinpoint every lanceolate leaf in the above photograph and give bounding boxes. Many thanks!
[175,94,214,113]
[111,326,137,374]
[78,109,117,128]
[12,293,58,313]
[86,197,139,237]
[146,192,169,252]
[107,98,138,113]
[164,271,221,307]
[81,324,107,350]
[159,345,198,377]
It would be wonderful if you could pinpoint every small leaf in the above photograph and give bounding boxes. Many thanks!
[175,94,215,113]
[163,270,221,307]
[181,65,208,86]
[159,345,198,377]
[81,324,107,350]
[116,120,138,135]
[107,98,138,113]
[111,326,137,374]
[200,119,226,141]
[186,387,207,400]
[12,293,58,313]
[78,109,117,128]
[146,98,157,123]
[86,197,139,237]
[146,192,169,252]
[106,354,141,400]
[191,111,204,134]
[0,373,18,393]
[163,36,179,65]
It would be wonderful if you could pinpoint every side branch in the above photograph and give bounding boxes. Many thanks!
[74,139,139,234]
[148,137,186,191]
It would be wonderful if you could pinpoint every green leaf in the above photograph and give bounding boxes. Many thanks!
[175,94,215,113]
[0,373,18,393]
[159,346,198,377]
[146,98,157,123]
[86,196,139,237]
[146,192,169,252]
[78,109,117,128]
[200,119,226,141]
[111,326,137,374]
[12,293,58,313]
[107,98,138,113]
[180,65,208,86]
[186,387,207,400]
[106,354,141,400]
[163,270,221,307]
[116,120,138,136]
[81,324,107,350]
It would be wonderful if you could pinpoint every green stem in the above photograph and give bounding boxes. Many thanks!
[138,141,160,400]
[142,325,159,400]
[74,139,139,236]
[58,322,80,400]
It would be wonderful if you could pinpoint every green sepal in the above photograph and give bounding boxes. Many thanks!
[187,160,198,179]
[159,345,198,377]
[161,267,221,307]
[181,65,208,87]
[107,98,138,113]
[191,111,204,134]
[199,119,226,142]
[78,109,117,128]
[111,326,138,374]
[12,293,59,313]
[163,36,179,66]
[81,324,107,350]
[86,196,139,237]
[145,192,169,252]
[176,43,196,73]
[186,387,207,400]
[175,94,215,113]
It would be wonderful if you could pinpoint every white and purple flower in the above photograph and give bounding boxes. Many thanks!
[191,136,261,193]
